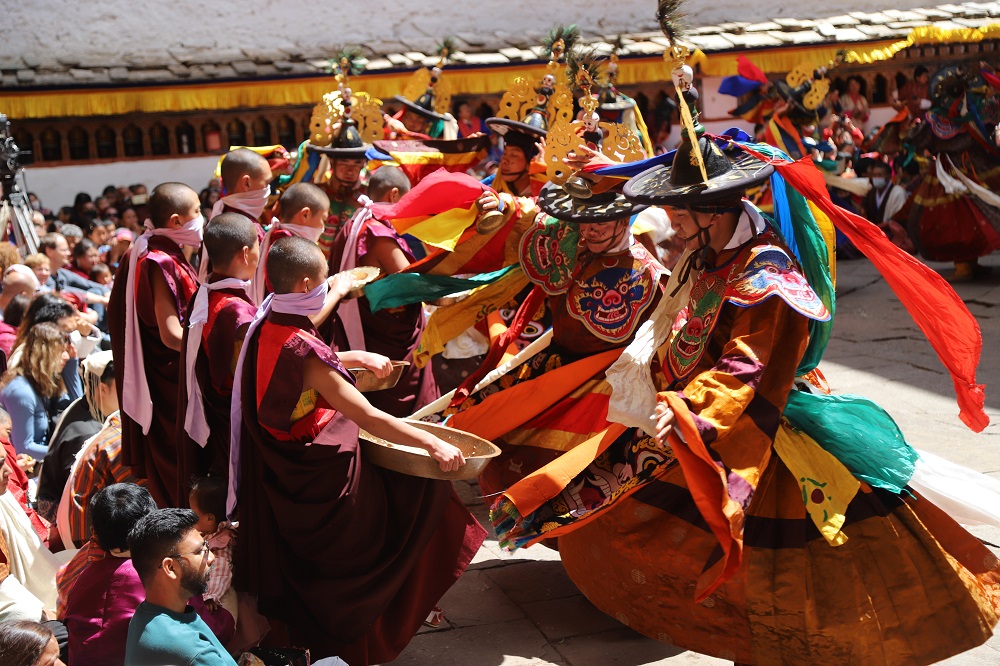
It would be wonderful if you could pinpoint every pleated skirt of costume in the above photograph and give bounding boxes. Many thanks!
[558,452,1000,665]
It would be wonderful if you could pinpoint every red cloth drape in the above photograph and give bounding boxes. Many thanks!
[742,147,988,432]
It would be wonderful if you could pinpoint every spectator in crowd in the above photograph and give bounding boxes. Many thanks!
[0,322,79,460]
[896,66,931,117]
[36,351,116,523]
[2,295,30,331]
[125,508,237,666]
[1,407,50,545]
[0,620,65,666]
[187,477,235,617]
[62,483,156,666]
[0,267,38,318]
[27,193,51,218]
[456,101,485,138]
[840,76,870,124]
[0,242,21,275]
[71,194,97,229]
[37,234,109,311]
[102,185,121,209]
[89,264,112,287]
[32,212,47,240]
[118,206,140,234]
[105,229,133,272]
[1,293,31,375]
[23,254,52,291]
[9,293,100,370]
[56,208,73,226]
[84,219,114,253]
[0,446,50,623]
[68,240,100,281]
[58,226,83,254]
[862,161,913,252]
[60,409,138,548]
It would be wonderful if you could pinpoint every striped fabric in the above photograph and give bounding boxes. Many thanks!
[65,414,144,547]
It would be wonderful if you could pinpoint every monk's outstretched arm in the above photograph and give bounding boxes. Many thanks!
[303,355,466,472]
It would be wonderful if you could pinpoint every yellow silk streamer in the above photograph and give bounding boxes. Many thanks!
[773,422,860,547]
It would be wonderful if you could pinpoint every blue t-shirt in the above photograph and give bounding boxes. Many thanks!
[125,601,237,666]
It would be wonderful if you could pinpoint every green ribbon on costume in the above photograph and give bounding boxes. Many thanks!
[365,264,518,311]
[783,390,918,494]
[748,142,836,375]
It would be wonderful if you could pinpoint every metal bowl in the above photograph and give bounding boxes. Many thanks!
[350,360,409,392]
[359,419,501,480]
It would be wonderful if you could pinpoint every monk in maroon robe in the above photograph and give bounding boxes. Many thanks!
[214,148,273,243]
[326,166,439,416]
[109,182,201,508]
[249,182,328,306]
[233,237,485,664]
[177,213,259,503]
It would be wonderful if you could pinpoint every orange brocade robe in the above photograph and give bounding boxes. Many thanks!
[533,231,1000,665]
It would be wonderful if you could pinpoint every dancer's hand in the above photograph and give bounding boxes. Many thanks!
[652,402,675,447]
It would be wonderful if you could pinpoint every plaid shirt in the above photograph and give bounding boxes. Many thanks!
[65,413,143,546]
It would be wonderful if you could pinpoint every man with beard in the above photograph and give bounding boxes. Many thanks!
[126,508,236,666]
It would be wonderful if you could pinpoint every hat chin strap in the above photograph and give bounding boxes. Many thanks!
[670,208,716,296]
[584,220,630,255]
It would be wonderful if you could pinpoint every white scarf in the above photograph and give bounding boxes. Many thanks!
[210,186,269,222]
[336,195,375,352]
[249,219,324,306]
[183,278,254,447]
[226,280,329,516]
[122,216,203,434]
[202,187,269,281]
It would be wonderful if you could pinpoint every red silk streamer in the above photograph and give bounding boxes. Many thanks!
[448,285,546,408]
[737,55,768,85]
[371,168,495,227]
[741,145,989,432]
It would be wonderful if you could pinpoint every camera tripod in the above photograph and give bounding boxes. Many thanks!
[0,113,39,255]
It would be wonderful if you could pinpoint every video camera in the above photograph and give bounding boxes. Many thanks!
[1,113,33,179]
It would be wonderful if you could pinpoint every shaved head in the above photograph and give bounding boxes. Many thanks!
[277,183,329,223]
[221,148,271,193]
[367,166,411,202]
[148,182,199,228]
[2,267,37,295]
[204,213,258,268]
[267,236,327,294]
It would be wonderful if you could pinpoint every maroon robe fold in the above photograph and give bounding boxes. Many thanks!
[233,312,485,664]
[109,235,199,508]
[176,281,257,505]
[325,218,440,416]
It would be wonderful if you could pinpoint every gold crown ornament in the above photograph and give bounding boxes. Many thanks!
[544,49,644,187]
[308,48,383,151]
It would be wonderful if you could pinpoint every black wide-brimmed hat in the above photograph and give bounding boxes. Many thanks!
[308,118,368,159]
[485,116,546,160]
[538,180,646,223]
[624,134,773,206]
[393,90,446,123]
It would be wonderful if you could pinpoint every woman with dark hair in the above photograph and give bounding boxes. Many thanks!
[69,239,100,281]
[118,206,140,234]
[36,351,117,522]
[9,293,100,371]
[0,322,78,459]
[0,620,65,666]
